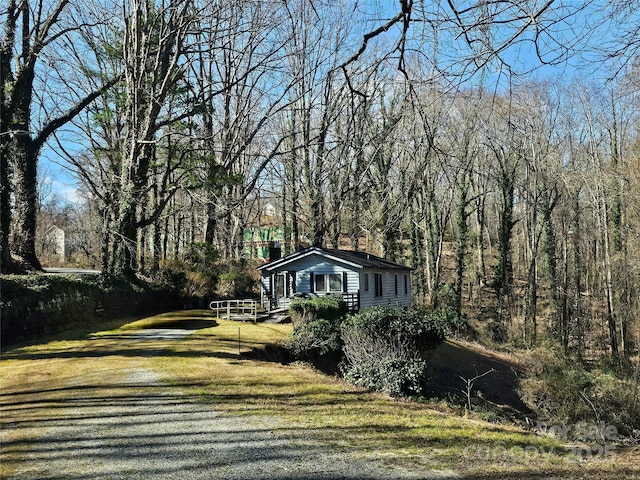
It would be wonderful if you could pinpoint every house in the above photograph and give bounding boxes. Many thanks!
[257,246,412,312]
[46,225,66,263]
[243,226,283,260]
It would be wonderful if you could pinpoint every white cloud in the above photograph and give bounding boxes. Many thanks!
[39,171,86,206]
[56,182,84,204]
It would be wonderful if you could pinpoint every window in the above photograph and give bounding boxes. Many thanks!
[394,274,398,296]
[404,274,408,295]
[312,273,343,293]
[329,273,342,292]
[364,274,369,292]
[374,273,383,297]
[314,274,326,292]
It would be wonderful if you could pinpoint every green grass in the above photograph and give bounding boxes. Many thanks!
[1,310,637,479]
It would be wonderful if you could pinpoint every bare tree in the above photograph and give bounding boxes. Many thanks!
[1,0,117,272]
[191,1,295,260]
[339,1,593,88]
[278,0,355,249]
[105,0,197,276]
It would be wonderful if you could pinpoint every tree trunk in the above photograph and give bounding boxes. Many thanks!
[423,185,444,304]
[571,192,585,357]
[0,137,16,272]
[474,194,487,288]
[409,203,426,301]
[541,192,562,348]
[494,153,516,330]
[0,141,14,272]
[453,171,471,318]
[0,16,16,272]
[600,190,619,357]
[11,134,42,270]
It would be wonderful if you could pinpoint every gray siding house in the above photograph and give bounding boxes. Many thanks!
[257,247,411,312]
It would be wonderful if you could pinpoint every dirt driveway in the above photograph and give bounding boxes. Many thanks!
[0,326,447,480]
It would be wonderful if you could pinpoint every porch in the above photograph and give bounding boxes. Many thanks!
[262,291,360,313]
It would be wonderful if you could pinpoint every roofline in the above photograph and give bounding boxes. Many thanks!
[257,247,362,272]
[257,246,410,272]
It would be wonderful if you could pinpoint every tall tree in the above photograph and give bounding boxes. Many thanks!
[108,0,194,276]
[1,0,116,272]
[193,1,294,260]
[280,0,353,248]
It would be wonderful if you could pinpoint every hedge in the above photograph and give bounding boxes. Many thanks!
[0,274,179,346]
[289,296,348,327]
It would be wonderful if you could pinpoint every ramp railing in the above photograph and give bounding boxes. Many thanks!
[209,299,258,323]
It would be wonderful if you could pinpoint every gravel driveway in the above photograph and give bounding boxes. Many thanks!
[2,328,456,480]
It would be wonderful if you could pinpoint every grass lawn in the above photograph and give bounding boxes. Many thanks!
[1,310,637,479]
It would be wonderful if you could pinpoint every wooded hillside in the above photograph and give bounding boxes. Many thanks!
[2,1,639,365]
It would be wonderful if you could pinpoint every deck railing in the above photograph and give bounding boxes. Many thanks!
[264,291,360,313]
[209,299,258,322]
[342,292,360,312]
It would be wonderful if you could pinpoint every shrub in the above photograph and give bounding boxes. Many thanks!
[340,307,446,397]
[286,297,347,356]
[155,259,217,297]
[185,270,216,297]
[287,318,343,356]
[155,259,190,293]
[289,296,348,327]
[154,250,257,299]
[216,267,256,298]
[520,349,640,438]
[184,242,220,269]
[417,304,469,337]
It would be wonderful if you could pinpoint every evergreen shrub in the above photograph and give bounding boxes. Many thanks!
[287,296,347,356]
[217,267,256,298]
[340,306,446,397]
[289,296,348,327]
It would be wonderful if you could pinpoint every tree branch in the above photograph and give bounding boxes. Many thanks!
[33,73,123,151]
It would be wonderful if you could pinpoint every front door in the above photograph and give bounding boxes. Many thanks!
[275,273,287,307]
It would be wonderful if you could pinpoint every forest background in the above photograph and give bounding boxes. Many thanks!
[2,0,640,407]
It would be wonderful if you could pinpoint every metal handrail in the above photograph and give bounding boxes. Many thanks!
[209,299,258,322]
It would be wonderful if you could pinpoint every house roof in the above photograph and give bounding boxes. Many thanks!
[257,246,410,272]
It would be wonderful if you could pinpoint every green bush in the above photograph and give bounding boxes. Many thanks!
[289,296,348,327]
[340,306,446,397]
[184,242,220,269]
[217,267,256,298]
[154,249,257,299]
[287,318,343,356]
[155,259,190,294]
[417,304,469,337]
[156,259,218,297]
[287,297,347,356]
[154,244,220,298]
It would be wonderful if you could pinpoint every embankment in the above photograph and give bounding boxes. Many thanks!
[0,274,179,346]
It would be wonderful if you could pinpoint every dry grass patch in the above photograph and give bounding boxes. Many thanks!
[1,310,638,479]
